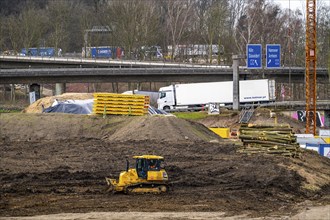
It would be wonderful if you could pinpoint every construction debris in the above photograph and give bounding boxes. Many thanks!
[93,93,149,116]
[238,123,302,157]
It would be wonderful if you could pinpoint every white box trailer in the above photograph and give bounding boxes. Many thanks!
[157,79,275,110]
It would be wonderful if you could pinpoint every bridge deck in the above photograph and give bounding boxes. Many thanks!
[0,55,329,85]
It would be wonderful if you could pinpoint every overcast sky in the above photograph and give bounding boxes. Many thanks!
[274,0,305,10]
[273,0,330,11]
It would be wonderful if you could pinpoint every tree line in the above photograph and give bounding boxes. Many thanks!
[0,0,329,67]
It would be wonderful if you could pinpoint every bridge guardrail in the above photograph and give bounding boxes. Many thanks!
[0,55,234,69]
[1,55,329,72]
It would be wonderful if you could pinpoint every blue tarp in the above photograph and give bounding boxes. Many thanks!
[43,99,93,114]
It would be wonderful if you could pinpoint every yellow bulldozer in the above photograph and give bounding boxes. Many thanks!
[105,155,169,194]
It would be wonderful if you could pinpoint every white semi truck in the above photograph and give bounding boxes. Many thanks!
[157,79,275,110]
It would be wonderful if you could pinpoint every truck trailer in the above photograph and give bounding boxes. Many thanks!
[82,46,124,59]
[157,79,275,110]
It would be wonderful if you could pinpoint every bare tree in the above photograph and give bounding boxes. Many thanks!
[165,0,194,61]
[228,0,245,34]
[108,0,145,58]
[227,0,245,56]
[193,0,210,43]
[204,0,228,63]
[234,0,262,54]
[284,9,304,67]
[0,17,5,50]
[106,0,162,59]
[6,16,22,52]
[135,1,161,48]
[233,0,305,68]
[316,4,330,68]
[19,4,47,51]
[78,3,98,52]
[47,0,72,54]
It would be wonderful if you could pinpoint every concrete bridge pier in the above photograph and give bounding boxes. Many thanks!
[55,83,66,95]
[232,54,245,111]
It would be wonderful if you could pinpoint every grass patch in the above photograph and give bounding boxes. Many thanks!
[173,111,209,120]
[173,110,238,120]
[0,109,22,113]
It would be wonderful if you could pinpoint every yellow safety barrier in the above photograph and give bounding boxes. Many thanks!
[322,137,330,144]
[93,93,149,116]
[209,128,230,138]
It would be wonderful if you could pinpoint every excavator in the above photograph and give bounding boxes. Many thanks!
[105,155,169,194]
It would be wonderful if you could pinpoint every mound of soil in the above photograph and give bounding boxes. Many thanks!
[0,114,220,143]
[198,108,306,133]
[0,113,329,218]
[109,115,220,142]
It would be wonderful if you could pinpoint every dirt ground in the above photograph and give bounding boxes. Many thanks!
[0,112,330,219]
[2,206,330,220]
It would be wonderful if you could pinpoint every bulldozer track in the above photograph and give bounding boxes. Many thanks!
[124,183,168,194]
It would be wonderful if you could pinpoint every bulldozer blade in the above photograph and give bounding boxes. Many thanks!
[106,184,114,193]
[105,177,119,193]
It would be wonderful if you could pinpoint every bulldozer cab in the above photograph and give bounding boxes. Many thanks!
[134,155,164,179]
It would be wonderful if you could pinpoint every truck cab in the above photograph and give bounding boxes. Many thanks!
[157,85,175,110]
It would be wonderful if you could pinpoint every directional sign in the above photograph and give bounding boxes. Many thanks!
[247,44,262,69]
[266,44,281,68]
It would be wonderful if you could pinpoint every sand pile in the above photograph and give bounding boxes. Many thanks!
[23,93,93,113]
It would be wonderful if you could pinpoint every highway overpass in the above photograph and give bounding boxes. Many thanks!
[1,55,328,84]
[0,67,329,84]
[1,55,231,68]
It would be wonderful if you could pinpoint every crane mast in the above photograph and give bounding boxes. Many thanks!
[305,0,317,135]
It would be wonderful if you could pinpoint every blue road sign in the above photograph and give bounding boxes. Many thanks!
[247,44,262,69]
[266,44,281,68]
